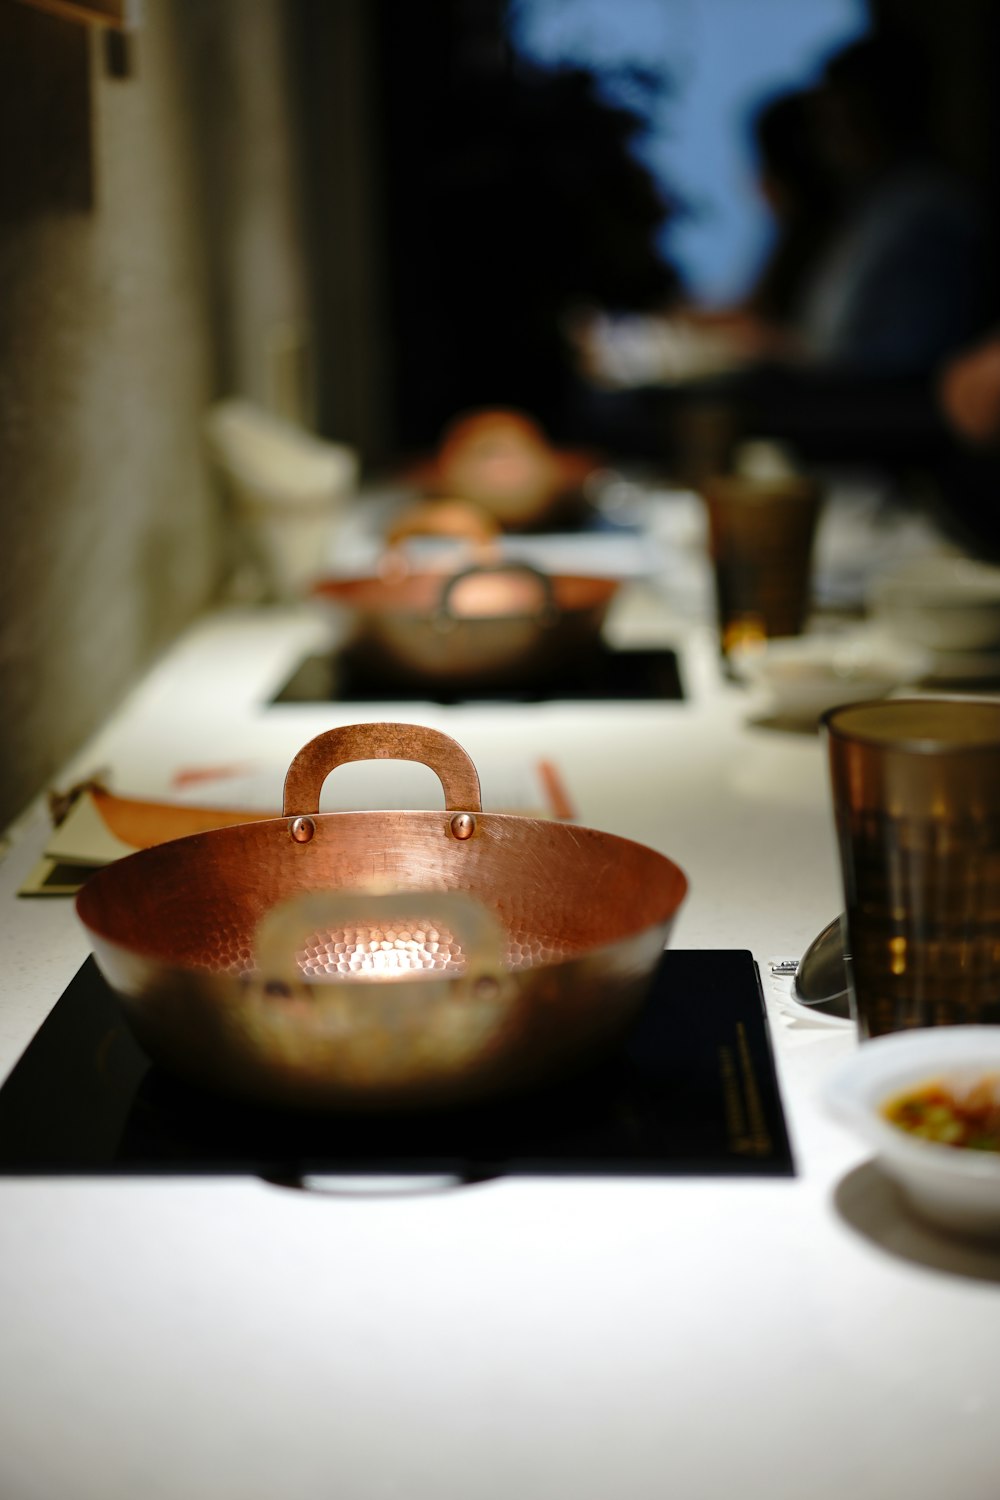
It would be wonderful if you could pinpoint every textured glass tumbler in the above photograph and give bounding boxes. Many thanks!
[824,699,1000,1039]
[701,473,821,657]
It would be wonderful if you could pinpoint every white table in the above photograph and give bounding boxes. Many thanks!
[1,532,998,1500]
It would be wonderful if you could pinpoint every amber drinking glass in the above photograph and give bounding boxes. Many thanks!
[701,473,822,657]
[824,699,1000,1039]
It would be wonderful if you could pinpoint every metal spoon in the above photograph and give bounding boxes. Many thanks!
[793,914,851,1020]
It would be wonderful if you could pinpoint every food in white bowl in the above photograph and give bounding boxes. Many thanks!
[729,631,930,723]
[870,555,1000,653]
[826,1028,1000,1240]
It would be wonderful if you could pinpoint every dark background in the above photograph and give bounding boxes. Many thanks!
[287,0,1000,468]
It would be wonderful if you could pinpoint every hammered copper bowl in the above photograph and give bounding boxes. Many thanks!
[76,723,687,1113]
[312,562,618,690]
[405,409,599,532]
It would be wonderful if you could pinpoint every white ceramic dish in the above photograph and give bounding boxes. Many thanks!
[826,1028,1000,1240]
[871,555,1000,653]
[730,631,929,723]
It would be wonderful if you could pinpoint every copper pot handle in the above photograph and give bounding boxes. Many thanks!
[435,562,558,627]
[282,722,483,816]
[253,887,509,993]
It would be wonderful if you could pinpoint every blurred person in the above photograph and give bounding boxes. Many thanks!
[662,29,991,475]
[676,86,843,361]
[923,330,1000,559]
[577,86,841,384]
[742,88,844,332]
[591,32,986,389]
[793,31,987,375]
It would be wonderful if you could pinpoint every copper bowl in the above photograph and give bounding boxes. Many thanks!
[312,561,618,690]
[404,409,599,532]
[75,723,687,1112]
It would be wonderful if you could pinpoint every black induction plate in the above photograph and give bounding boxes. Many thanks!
[270,645,684,705]
[0,951,793,1179]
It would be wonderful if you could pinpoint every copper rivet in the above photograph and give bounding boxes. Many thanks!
[289,816,315,843]
[473,974,499,999]
[450,812,476,840]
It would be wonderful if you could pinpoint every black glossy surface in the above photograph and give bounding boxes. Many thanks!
[270,645,684,705]
[0,951,793,1178]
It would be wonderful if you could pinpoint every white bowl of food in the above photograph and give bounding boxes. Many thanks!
[729,631,930,724]
[826,1028,1000,1240]
[870,556,1000,653]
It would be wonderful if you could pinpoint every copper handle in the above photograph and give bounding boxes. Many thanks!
[253,887,508,991]
[435,562,557,627]
[282,722,483,816]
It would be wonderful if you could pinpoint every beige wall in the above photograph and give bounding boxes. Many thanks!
[0,0,309,828]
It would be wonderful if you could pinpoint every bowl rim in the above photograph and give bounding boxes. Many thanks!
[821,696,1000,753]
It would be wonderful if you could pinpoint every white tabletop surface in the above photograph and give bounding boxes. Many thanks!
[2,493,999,1500]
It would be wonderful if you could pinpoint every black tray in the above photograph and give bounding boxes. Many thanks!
[270,645,684,705]
[0,950,793,1179]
